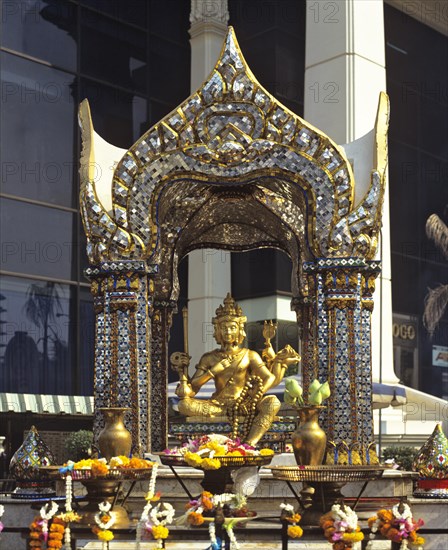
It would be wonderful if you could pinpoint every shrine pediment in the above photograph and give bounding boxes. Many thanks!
[79,27,389,266]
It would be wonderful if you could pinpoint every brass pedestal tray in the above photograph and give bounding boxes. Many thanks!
[160,454,273,496]
[269,465,386,526]
[40,467,155,528]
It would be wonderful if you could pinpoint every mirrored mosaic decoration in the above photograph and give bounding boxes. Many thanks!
[80,28,389,458]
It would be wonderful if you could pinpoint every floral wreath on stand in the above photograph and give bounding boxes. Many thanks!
[280,502,303,539]
[367,502,425,549]
[135,462,175,548]
[92,501,115,547]
[320,502,364,549]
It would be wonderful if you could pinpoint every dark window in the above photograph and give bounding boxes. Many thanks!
[80,78,147,147]
[79,286,94,395]
[0,198,77,280]
[232,249,292,300]
[80,0,148,28]
[0,276,74,394]
[385,3,448,399]
[0,53,76,207]
[80,8,147,93]
[229,0,305,116]
[1,0,77,71]
[149,36,190,106]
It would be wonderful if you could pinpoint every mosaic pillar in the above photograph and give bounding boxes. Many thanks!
[301,259,381,464]
[150,300,176,452]
[292,294,317,392]
[86,261,154,454]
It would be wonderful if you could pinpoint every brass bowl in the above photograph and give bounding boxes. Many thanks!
[160,454,273,469]
[268,465,386,482]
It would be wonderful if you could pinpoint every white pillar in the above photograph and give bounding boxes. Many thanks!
[304,0,398,386]
[188,1,230,368]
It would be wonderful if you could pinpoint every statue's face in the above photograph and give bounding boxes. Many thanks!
[218,320,240,345]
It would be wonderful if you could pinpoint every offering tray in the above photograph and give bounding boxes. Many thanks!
[269,464,385,483]
[160,454,273,495]
[160,454,272,469]
[40,466,155,481]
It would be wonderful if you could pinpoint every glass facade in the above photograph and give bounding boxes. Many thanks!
[385,4,448,399]
[0,0,190,395]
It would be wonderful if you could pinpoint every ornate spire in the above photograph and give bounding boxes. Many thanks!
[79,27,388,265]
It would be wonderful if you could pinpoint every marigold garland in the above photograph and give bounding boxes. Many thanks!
[320,503,364,549]
[280,503,303,540]
[29,502,60,550]
[188,511,205,526]
[93,501,115,550]
[367,503,425,550]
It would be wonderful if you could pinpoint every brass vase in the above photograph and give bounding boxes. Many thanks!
[291,406,326,466]
[97,407,132,461]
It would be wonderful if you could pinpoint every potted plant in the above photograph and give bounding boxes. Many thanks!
[65,430,93,462]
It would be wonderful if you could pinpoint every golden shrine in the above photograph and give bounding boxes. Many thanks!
[79,27,389,463]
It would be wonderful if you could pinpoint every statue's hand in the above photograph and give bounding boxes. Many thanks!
[170,351,190,374]
[274,345,301,366]
[263,320,277,342]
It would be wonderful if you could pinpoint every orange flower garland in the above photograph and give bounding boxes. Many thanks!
[47,517,66,549]
[367,503,425,549]
[29,502,59,549]
[280,503,303,539]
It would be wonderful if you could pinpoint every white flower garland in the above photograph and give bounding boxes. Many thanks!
[148,502,175,548]
[136,463,159,550]
[211,493,235,507]
[209,521,217,547]
[94,501,115,550]
[40,501,59,542]
[40,501,59,521]
[149,502,175,526]
[64,472,73,549]
[280,503,294,514]
[225,522,240,550]
[331,503,359,531]
[392,503,412,550]
[96,501,115,529]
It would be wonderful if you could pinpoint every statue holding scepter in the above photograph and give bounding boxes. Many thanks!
[170,293,300,446]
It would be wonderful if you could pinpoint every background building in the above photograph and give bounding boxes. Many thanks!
[0,0,447,461]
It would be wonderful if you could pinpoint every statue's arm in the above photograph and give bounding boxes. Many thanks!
[249,351,276,393]
[189,353,217,392]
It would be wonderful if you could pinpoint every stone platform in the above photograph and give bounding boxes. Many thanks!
[1,461,447,549]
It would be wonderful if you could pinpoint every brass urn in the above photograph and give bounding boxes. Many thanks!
[291,406,326,466]
[97,407,132,461]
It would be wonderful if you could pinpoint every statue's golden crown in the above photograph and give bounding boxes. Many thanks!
[213,293,246,322]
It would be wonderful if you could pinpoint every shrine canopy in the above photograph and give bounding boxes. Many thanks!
[78,27,389,301]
